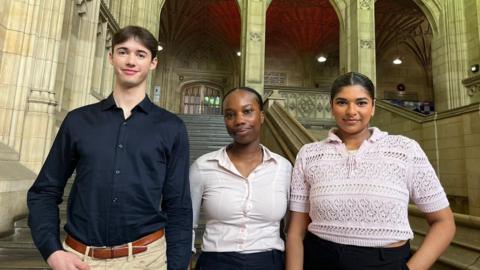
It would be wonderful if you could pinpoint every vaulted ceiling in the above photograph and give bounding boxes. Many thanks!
[159,0,240,56]
[375,0,432,64]
[159,0,429,64]
[266,0,339,54]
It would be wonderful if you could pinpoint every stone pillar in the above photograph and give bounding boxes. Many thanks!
[0,0,63,172]
[113,0,164,35]
[432,0,469,111]
[341,0,376,85]
[65,0,101,110]
[18,0,65,172]
[238,0,269,95]
[21,90,57,172]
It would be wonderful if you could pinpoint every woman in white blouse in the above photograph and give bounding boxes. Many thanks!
[189,87,292,270]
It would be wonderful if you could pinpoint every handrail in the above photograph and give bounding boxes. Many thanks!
[261,101,316,163]
[376,99,480,123]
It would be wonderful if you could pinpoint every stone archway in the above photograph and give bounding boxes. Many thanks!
[375,0,435,114]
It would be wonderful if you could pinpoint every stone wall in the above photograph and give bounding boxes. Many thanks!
[372,101,480,216]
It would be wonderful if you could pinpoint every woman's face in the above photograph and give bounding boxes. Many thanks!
[331,84,375,138]
[223,90,264,145]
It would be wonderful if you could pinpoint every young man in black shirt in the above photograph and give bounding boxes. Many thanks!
[27,25,192,270]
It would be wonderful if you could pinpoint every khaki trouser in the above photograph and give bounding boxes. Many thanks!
[63,236,167,270]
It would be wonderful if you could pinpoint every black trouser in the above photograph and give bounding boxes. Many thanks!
[195,250,284,270]
[304,232,410,270]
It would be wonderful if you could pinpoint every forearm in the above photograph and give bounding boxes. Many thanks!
[286,234,304,270]
[407,218,455,270]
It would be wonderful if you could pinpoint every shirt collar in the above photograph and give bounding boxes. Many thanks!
[208,144,279,168]
[101,93,154,114]
[326,127,387,144]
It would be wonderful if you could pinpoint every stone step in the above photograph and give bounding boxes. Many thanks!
[0,249,49,269]
[0,143,20,161]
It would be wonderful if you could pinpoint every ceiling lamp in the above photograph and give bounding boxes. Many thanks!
[393,57,402,65]
[470,64,479,73]
[317,55,327,63]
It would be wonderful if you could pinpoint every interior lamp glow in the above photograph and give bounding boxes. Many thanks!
[236,51,241,57]
[317,56,327,63]
[393,57,402,65]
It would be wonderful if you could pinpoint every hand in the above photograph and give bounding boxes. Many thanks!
[47,250,90,270]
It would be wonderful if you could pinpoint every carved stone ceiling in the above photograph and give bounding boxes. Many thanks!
[266,0,339,54]
[159,0,430,60]
[159,0,240,55]
[375,0,431,51]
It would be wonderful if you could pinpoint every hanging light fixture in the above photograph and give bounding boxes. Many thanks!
[393,57,402,65]
[157,42,164,51]
[317,55,327,63]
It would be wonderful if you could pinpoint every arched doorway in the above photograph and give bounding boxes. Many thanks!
[157,0,240,113]
[181,83,222,115]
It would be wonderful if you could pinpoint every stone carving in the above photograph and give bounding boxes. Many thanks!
[360,0,371,10]
[76,0,91,16]
[360,39,373,49]
[264,72,287,86]
[249,32,262,42]
[462,74,480,98]
[105,29,113,49]
[265,89,333,122]
[466,85,479,97]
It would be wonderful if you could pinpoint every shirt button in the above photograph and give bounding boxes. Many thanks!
[122,122,127,126]
[115,170,120,174]
[112,197,118,203]
[118,144,123,148]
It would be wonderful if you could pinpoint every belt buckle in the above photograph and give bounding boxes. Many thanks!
[89,246,111,259]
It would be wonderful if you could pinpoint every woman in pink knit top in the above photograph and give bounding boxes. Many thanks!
[286,72,455,270]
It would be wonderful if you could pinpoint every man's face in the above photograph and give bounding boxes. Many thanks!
[109,38,157,89]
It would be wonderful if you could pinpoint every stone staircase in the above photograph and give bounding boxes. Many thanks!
[0,114,230,269]
[0,142,42,270]
[179,114,231,164]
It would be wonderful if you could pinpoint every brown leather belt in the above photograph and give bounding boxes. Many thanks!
[65,229,164,259]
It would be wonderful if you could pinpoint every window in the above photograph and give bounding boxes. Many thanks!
[182,84,222,115]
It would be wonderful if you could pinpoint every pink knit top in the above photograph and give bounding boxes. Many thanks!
[290,127,449,247]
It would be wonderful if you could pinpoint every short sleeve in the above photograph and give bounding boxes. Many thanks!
[408,140,449,213]
[289,146,311,213]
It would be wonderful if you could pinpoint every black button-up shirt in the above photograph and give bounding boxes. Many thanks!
[27,95,192,270]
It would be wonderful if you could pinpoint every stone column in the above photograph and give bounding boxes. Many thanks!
[238,0,269,95]
[65,0,101,110]
[19,0,65,172]
[341,0,376,85]
[431,0,469,111]
[0,0,64,172]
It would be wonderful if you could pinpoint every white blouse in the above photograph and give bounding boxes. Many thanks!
[190,145,292,253]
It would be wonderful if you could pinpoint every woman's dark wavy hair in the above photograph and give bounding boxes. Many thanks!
[330,72,375,101]
[222,87,263,111]
[111,25,158,59]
